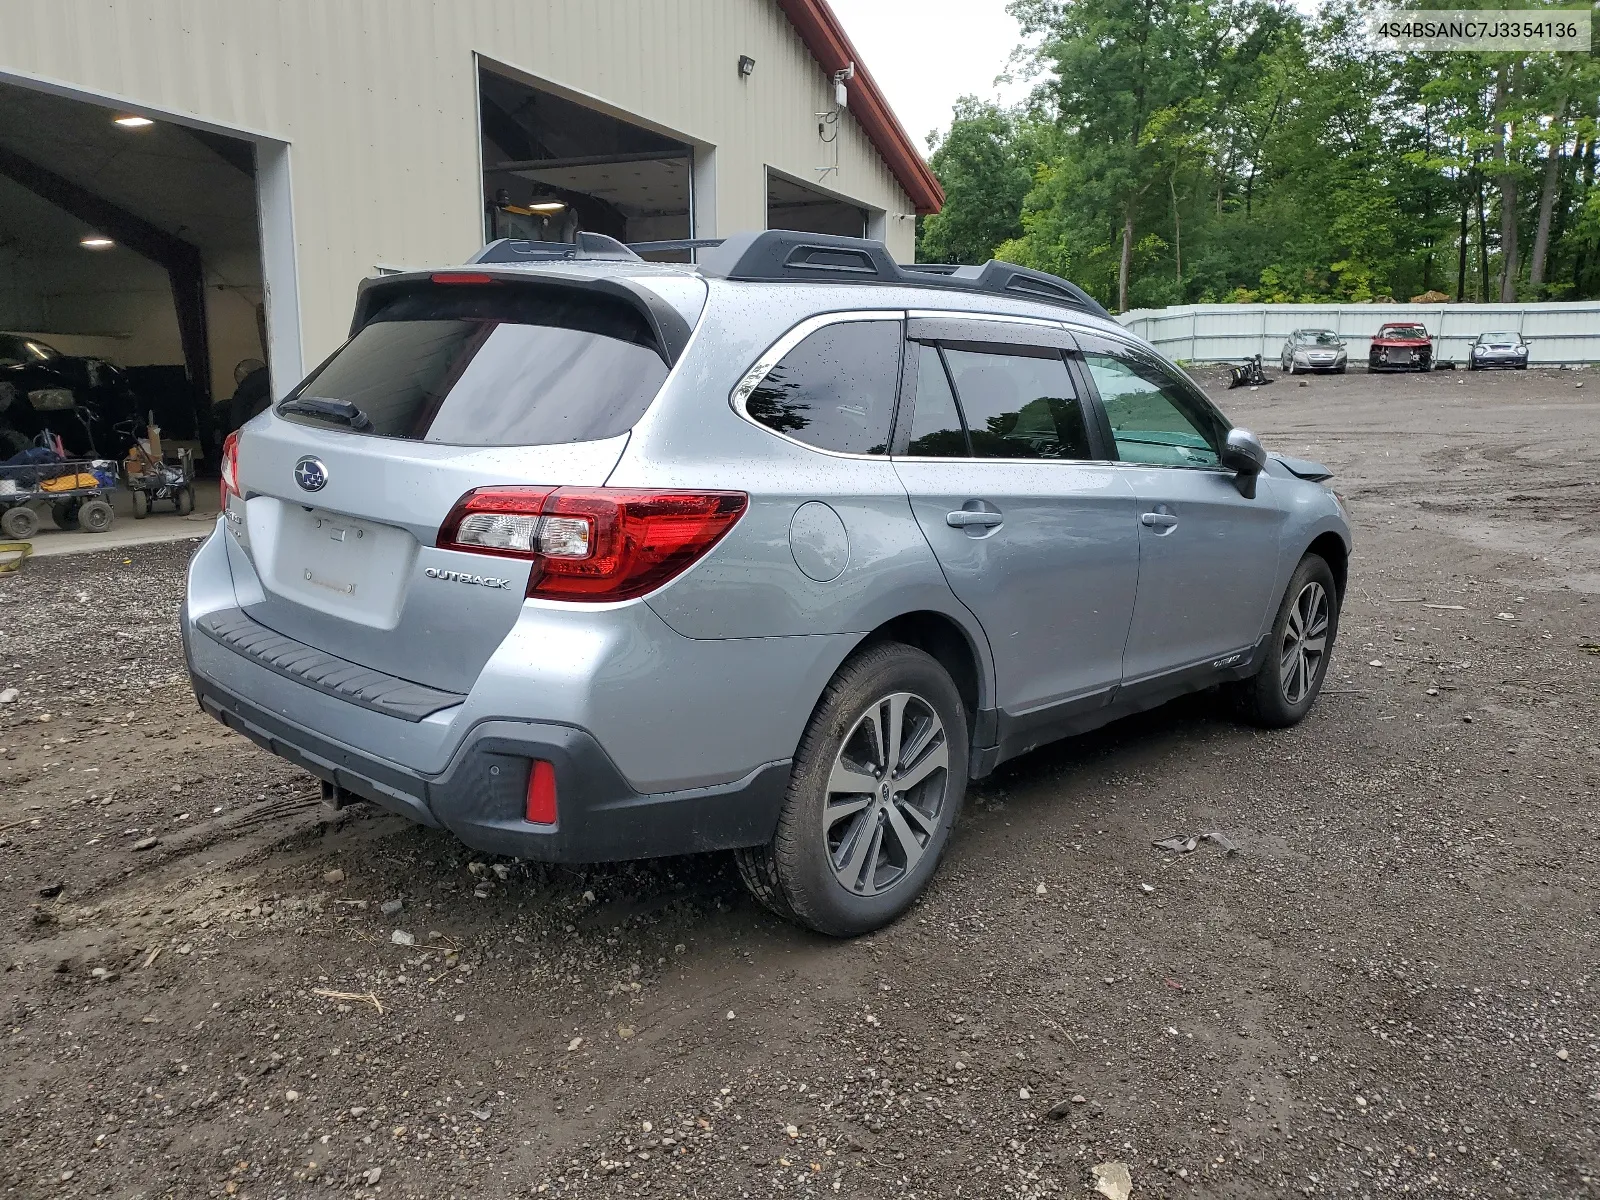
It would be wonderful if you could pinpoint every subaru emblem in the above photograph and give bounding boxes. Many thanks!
[294,456,328,492]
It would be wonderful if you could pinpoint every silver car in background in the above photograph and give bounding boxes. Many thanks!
[183,230,1351,936]
[1469,330,1529,370]
[1280,328,1348,374]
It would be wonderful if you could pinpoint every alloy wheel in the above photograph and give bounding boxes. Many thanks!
[824,692,950,897]
[1280,580,1330,705]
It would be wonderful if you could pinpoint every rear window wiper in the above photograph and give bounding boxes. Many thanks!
[278,395,374,432]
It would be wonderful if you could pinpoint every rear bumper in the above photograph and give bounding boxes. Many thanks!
[187,643,790,861]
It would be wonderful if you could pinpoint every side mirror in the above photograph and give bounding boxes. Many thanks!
[1220,428,1267,498]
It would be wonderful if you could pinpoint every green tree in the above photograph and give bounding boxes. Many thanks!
[917,99,1050,265]
[918,0,1600,307]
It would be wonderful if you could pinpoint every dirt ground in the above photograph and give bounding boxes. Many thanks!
[2,365,1597,1200]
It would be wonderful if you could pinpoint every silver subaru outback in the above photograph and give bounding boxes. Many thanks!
[183,230,1350,936]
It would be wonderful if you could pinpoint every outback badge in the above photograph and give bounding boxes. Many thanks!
[425,566,511,590]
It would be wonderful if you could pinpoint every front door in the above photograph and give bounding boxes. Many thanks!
[892,322,1141,724]
[1077,337,1285,685]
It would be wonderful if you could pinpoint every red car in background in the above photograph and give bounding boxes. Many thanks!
[1368,322,1433,372]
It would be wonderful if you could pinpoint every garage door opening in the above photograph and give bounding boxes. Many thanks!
[0,82,269,466]
[767,170,868,238]
[479,68,693,259]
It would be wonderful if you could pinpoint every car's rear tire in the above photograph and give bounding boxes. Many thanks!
[1236,554,1340,729]
[735,642,968,936]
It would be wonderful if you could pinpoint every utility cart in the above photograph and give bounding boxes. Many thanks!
[120,417,195,519]
[0,455,117,539]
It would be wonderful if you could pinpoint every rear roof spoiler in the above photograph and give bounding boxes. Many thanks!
[348,267,695,365]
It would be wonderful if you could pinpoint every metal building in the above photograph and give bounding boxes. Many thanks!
[0,0,940,433]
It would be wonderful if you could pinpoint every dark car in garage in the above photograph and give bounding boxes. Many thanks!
[0,332,136,455]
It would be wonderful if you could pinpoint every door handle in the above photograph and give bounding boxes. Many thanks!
[947,510,1004,529]
[1140,511,1179,529]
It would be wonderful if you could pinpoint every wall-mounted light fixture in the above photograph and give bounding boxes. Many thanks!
[738,54,756,78]
[80,234,115,249]
[112,114,153,129]
[833,63,855,109]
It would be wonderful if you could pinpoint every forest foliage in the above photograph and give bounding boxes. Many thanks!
[915,0,1600,311]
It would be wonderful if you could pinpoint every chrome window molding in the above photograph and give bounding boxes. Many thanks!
[891,455,1110,466]
[729,309,905,461]
[906,308,1074,333]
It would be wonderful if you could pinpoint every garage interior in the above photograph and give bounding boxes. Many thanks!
[479,67,694,258]
[0,81,268,463]
[767,170,868,237]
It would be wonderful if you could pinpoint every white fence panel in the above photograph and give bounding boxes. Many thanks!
[1118,302,1600,366]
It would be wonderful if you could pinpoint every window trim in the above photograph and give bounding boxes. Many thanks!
[729,309,905,460]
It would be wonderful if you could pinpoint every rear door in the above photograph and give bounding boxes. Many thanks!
[1076,334,1284,684]
[892,317,1140,724]
[227,277,675,693]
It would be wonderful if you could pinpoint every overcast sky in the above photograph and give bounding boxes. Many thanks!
[827,0,1034,154]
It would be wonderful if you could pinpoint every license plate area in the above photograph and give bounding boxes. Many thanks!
[257,500,417,628]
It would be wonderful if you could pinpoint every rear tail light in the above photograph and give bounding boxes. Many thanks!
[437,486,747,602]
[525,759,557,825]
[219,431,241,509]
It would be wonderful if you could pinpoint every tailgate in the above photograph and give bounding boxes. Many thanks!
[230,424,629,694]
[219,272,682,695]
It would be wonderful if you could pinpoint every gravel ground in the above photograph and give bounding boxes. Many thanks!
[1,366,1596,1199]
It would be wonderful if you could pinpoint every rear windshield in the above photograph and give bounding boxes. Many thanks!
[278,284,669,446]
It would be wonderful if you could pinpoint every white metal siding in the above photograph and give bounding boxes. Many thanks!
[1,0,916,377]
[1121,302,1600,366]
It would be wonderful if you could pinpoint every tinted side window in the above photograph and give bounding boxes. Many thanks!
[904,344,969,457]
[1083,351,1225,468]
[942,347,1091,460]
[745,320,900,455]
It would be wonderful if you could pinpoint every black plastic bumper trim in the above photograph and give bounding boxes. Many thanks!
[195,607,464,722]
[191,674,791,864]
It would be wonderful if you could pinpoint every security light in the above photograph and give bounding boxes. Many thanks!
[833,63,854,109]
[113,114,153,128]
[738,54,756,78]
[80,235,114,249]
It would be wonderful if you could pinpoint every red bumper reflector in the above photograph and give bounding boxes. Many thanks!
[525,759,557,825]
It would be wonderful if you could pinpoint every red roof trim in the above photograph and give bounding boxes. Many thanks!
[774,0,945,215]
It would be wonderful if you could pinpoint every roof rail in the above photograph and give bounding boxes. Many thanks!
[698,230,1109,318]
[465,229,1109,318]
[627,238,727,254]
[470,231,641,264]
